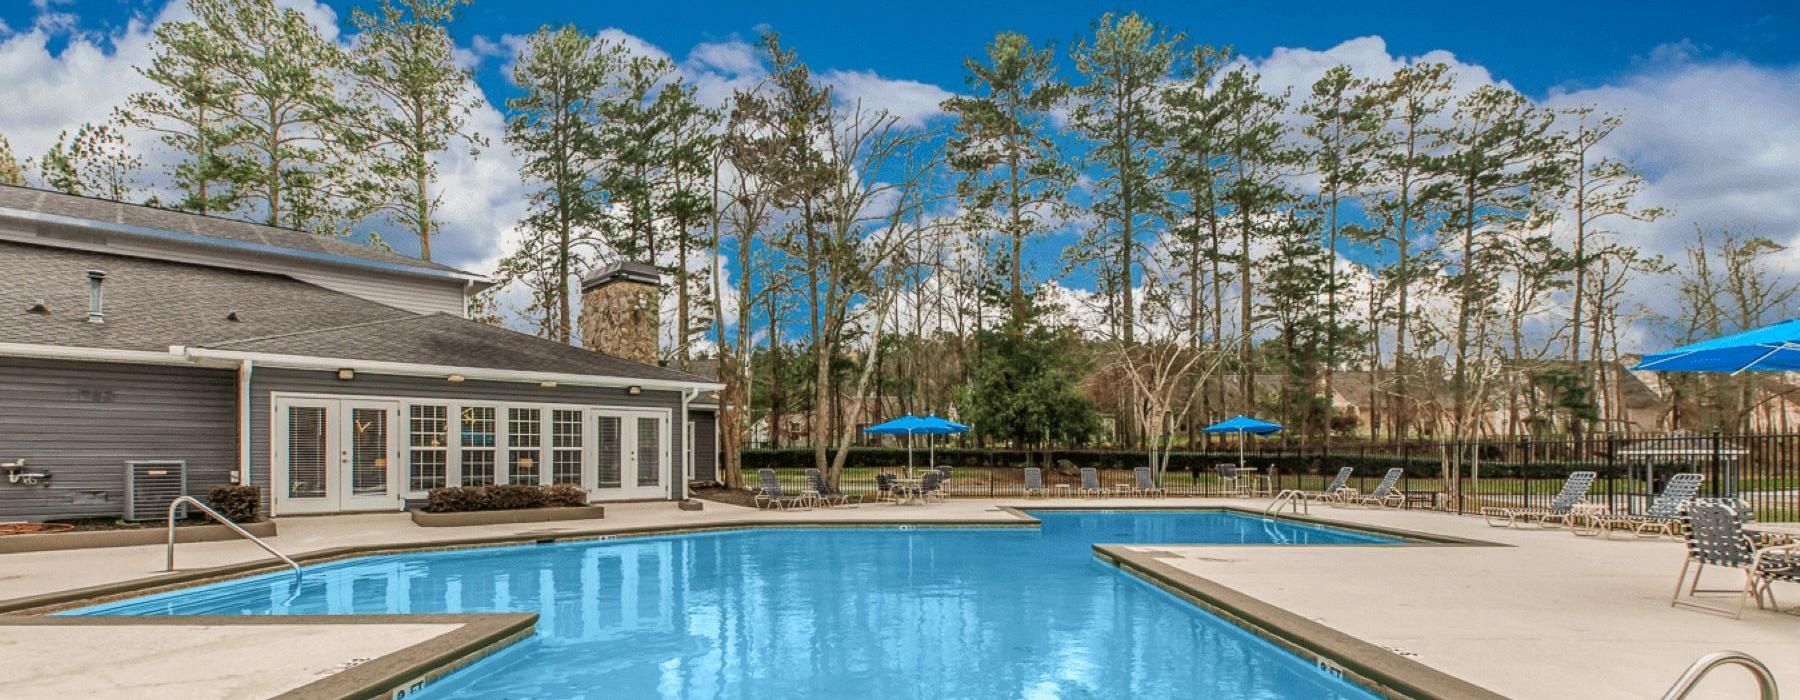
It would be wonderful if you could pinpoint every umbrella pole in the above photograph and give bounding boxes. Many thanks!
[1238,431,1246,472]
[907,432,914,478]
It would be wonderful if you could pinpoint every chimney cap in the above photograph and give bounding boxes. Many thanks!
[580,261,661,292]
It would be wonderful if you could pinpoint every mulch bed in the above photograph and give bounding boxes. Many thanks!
[688,484,760,509]
[1,516,236,535]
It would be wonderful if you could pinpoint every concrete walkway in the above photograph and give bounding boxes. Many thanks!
[1,498,1794,698]
[1133,505,1799,700]
[1,620,458,699]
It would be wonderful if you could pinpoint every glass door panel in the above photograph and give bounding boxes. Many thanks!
[636,416,661,490]
[596,414,622,489]
[286,405,330,503]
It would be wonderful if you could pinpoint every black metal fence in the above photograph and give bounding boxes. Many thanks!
[748,431,1800,521]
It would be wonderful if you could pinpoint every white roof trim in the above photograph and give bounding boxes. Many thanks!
[177,346,725,392]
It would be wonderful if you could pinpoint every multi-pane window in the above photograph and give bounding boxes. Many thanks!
[461,406,497,486]
[409,405,448,492]
[550,410,583,485]
[508,408,542,485]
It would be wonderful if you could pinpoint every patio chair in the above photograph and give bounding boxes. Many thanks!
[1023,467,1048,499]
[753,469,811,510]
[875,473,898,504]
[1214,463,1242,496]
[1480,471,1597,528]
[1348,468,1405,508]
[806,468,863,508]
[1306,467,1356,503]
[1079,467,1106,498]
[936,466,954,496]
[1598,473,1704,539]
[1671,499,1800,618]
[917,470,945,503]
[1132,467,1167,498]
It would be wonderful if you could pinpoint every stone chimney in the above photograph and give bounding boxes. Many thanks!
[578,261,661,365]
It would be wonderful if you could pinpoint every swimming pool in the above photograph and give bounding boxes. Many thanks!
[74,510,1398,698]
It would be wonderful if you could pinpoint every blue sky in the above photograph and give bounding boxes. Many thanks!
[3,0,1800,349]
[11,0,1795,102]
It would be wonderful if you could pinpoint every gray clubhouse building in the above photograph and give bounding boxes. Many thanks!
[0,185,721,521]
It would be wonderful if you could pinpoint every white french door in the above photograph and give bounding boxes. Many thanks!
[274,397,401,515]
[590,409,668,501]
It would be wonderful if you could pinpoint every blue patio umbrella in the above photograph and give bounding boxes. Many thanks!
[1633,318,1800,374]
[1630,319,1800,498]
[1201,415,1285,471]
[865,415,969,475]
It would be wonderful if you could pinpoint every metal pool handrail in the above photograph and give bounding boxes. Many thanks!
[1661,650,1778,700]
[166,496,299,573]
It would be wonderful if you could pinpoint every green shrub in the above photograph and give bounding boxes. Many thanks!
[543,484,588,507]
[204,485,261,523]
[423,484,594,513]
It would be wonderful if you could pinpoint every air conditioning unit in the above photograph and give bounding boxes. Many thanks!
[125,461,187,521]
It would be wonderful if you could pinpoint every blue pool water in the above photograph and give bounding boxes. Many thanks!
[74,510,1397,698]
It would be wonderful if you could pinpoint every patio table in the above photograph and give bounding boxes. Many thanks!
[1234,467,1270,497]
[890,477,926,505]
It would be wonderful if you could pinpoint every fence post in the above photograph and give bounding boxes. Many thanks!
[1711,429,1724,499]
[1605,435,1617,514]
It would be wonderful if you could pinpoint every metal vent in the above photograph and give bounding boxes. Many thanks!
[125,461,187,521]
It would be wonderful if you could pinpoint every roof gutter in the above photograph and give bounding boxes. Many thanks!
[175,346,726,393]
[0,342,199,366]
[0,206,489,285]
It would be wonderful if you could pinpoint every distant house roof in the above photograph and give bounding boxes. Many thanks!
[206,313,711,384]
[1,240,712,385]
[0,184,482,282]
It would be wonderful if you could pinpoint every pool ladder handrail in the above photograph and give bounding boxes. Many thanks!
[1661,650,1778,700]
[1266,489,1309,516]
[166,496,299,573]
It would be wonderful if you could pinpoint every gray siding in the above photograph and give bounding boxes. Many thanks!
[249,368,690,507]
[0,357,237,521]
[691,410,717,483]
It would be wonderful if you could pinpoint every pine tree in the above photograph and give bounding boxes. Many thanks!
[1298,64,1381,444]
[187,0,363,232]
[654,78,719,369]
[1438,85,1558,439]
[120,6,247,216]
[503,26,615,342]
[0,135,24,186]
[941,32,1072,328]
[595,51,676,263]
[1162,45,1234,435]
[1214,66,1291,416]
[349,0,487,261]
[37,123,145,201]
[1067,12,1179,348]
[1362,62,1454,441]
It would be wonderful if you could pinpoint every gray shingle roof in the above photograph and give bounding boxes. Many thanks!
[0,239,711,384]
[206,313,713,384]
[1,239,417,351]
[0,184,476,279]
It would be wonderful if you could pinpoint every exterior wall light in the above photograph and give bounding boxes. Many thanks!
[336,368,355,380]
[539,381,558,388]
[446,374,465,383]
[627,385,642,395]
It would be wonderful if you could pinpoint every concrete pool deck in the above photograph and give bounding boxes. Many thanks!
[0,497,1794,698]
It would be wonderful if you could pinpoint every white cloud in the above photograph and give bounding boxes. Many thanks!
[820,69,952,127]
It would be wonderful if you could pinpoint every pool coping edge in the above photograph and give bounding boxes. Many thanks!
[0,613,538,700]
[1094,544,1509,700]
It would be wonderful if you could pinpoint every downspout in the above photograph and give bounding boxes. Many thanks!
[680,386,699,502]
[239,359,254,489]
